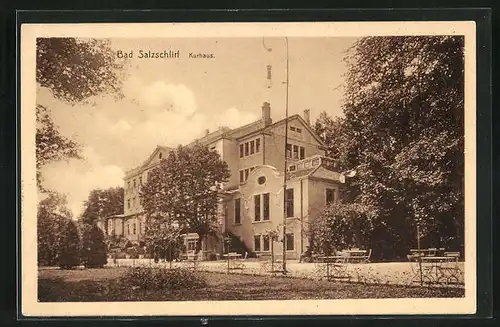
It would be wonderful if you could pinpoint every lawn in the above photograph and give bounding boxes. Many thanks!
[38,267,464,302]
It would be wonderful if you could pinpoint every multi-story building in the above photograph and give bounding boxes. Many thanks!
[98,102,343,260]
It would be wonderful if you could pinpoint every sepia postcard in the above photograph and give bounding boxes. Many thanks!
[21,21,477,317]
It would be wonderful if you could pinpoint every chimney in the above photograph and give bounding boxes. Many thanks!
[205,129,210,136]
[262,102,272,127]
[303,109,311,125]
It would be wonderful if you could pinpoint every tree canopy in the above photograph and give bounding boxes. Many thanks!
[80,187,124,225]
[140,145,230,253]
[37,192,73,266]
[315,36,464,259]
[36,38,125,191]
[37,38,124,104]
[80,223,108,268]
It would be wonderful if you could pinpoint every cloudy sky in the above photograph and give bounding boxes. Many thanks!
[38,37,357,216]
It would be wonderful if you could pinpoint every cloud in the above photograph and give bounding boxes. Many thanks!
[40,146,124,217]
[38,77,258,218]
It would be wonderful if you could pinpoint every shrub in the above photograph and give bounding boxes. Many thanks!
[123,267,207,291]
[57,219,81,269]
[81,224,108,268]
[309,202,374,255]
[38,212,63,266]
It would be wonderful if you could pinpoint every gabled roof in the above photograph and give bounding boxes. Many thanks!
[264,114,325,147]
[125,145,174,177]
[141,145,173,169]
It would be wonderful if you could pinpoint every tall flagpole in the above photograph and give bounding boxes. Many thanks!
[282,36,289,274]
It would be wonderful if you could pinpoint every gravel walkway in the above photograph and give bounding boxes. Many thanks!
[106,258,465,287]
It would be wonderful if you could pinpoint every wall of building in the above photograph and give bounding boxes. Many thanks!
[305,177,341,248]
[220,138,240,189]
[237,134,265,184]
[226,165,310,259]
[264,118,325,171]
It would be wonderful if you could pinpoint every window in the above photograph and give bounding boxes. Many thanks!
[239,170,244,183]
[159,152,163,159]
[296,128,302,133]
[133,223,136,235]
[286,188,294,217]
[289,165,296,172]
[187,240,196,251]
[138,221,141,235]
[293,145,299,159]
[245,142,249,156]
[258,176,266,185]
[139,177,142,185]
[254,235,261,251]
[127,223,130,235]
[286,143,292,158]
[263,235,270,251]
[245,169,249,181]
[133,179,136,188]
[133,197,136,207]
[286,233,294,250]
[256,138,261,153]
[127,199,131,209]
[250,140,255,154]
[300,147,305,160]
[239,144,244,157]
[290,126,296,132]
[326,188,336,204]
[263,193,270,220]
[210,146,216,151]
[235,199,241,224]
[254,194,261,221]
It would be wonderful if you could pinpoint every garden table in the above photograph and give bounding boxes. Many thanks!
[420,256,458,285]
[344,250,368,263]
[222,253,245,272]
[316,256,350,281]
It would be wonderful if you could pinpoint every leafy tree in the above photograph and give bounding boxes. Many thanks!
[36,38,125,190]
[80,187,124,225]
[36,105,82,190]
[37,38,124,104]
[336,36,464,258]
[140,145,230,253]
[309,203,374,256]
[57,218,81,269]
[80,224,108,268]
[144,220,184,262]
[314,112,349,170]
[37,192,72,266]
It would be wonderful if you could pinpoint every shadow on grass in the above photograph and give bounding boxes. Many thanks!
[38,269,464,302]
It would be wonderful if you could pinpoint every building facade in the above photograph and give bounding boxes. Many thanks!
[99,102,343,260]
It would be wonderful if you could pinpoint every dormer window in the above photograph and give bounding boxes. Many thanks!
[159,152,163,159]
